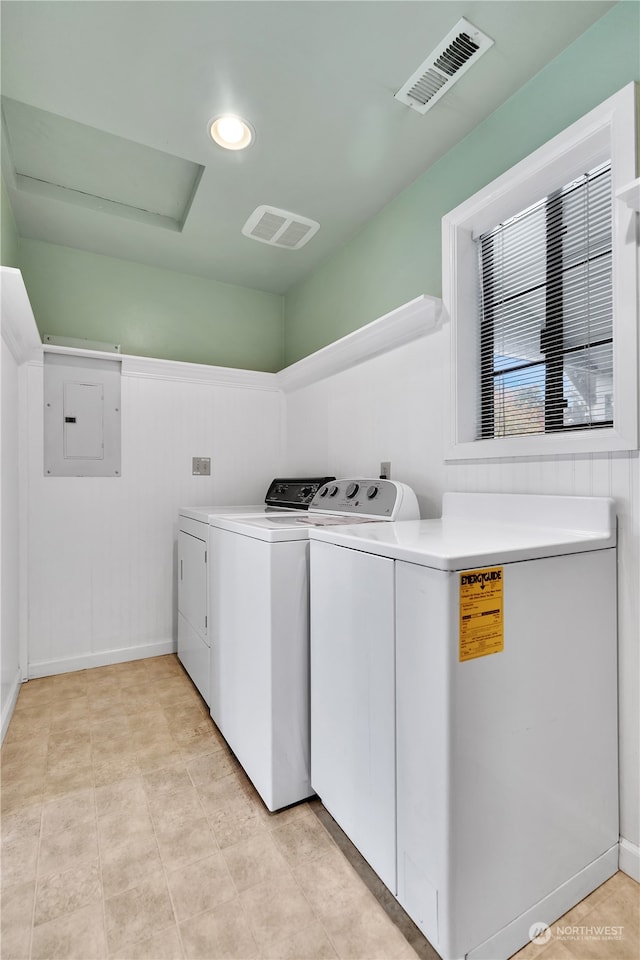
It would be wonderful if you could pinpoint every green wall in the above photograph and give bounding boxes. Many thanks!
[283,1,640,366]
[19,239,285,371]
[1,178,20,268]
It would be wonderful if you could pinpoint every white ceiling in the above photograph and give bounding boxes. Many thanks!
[1,1,614,295]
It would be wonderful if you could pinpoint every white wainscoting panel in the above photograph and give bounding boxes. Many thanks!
[1,342,23,739]
[284,330,448,520]
[26,361,283,675]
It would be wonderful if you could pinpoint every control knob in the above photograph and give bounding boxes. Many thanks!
[328,485,339,497]
[366,485,379,499]
[346,482,360,499]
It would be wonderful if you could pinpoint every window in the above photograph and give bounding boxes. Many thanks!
[443,84,637,460]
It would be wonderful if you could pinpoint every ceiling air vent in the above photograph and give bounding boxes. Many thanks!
[394,18,493,115]
[242,205,320,250]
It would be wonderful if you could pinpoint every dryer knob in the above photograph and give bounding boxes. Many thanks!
[319,487,329,497]
[329,485,339,497]
[366,485,379,500]
[346,482,360,499]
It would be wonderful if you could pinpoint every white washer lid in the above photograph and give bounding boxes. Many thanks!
[179,504,274,523]
[208,512,378,543]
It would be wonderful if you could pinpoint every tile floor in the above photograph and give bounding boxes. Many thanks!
[0,655,637,960]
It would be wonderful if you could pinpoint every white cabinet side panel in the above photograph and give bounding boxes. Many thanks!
[395,561,454,949]
[310,539,397,892]
[449,549,618,958]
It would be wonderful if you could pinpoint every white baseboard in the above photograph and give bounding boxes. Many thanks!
[1,667,24,744]
[27,638,176,678]
[619,838,640,882]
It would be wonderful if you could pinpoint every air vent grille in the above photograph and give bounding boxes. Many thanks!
[395,18,493,115]
[242,205,320,250]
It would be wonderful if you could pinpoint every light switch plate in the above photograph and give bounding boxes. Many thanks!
[192,457,211,476]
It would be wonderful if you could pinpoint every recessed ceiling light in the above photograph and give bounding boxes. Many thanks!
[208,115,254,151]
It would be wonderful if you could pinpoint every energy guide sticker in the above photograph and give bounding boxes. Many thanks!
[459,567,504,662]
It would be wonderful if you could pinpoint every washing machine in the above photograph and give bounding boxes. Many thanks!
[309,492,618,960]
[177,477,333,706]
[208,478,420,811]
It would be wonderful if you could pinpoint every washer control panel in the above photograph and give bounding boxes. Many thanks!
[310,478,403,518]
[264,477,335,509]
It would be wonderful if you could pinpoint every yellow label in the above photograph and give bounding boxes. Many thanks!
[459,566,504,662]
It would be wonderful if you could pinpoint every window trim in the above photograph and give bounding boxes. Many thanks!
[442,83,637,461]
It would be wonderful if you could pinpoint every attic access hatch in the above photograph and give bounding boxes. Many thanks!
[242,205,320,250]
[394,18,494,114]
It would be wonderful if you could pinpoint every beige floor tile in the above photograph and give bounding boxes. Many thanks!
[1,754,48,785]
[87,693,126,719]
[239,870,317,952]
[322,896,419,960]
[34,857,101,926]
[136,741,183,772]
[263,799,315,830]
[0,804,42,889]
[48,695,90,725]
[162,702,210,728]
[100,834,163,899]
[37,818,99,878]
[30,901,107,960]
[94,775,148,818]
[186,751,238,791]
[142,762,193,798]
[0,838,39,891]
[271,812,336,868]
[261,920,339,960]
[1,737,48,766]
[147,784,205,835]
[104,872,175,953]
[191,769,247,812]
[177,730,226,762]
[93,752,142,787]
[47,725,92,750]
[118,692,166,713]
[293,847,374,923]
[166,851,236,922]
[109,924,185,960]
[180,898,259,960]
[41,787,96,834]
[533,941,578,960]
[0,878,35,960]
[221,830,291,892]
[13,679,56,710]
[46,740,93,769]
[89,718,133,746]
[97,806,156,849]
[156,815,219,873]
[44,764,94,798]
[0,773,45,815]
[207,793,265,849]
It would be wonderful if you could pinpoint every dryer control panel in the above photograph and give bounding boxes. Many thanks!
[264,477,335,510]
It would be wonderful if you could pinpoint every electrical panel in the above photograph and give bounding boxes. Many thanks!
[44,354,121,477]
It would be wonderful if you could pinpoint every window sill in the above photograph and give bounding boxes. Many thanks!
[445,426,635,462]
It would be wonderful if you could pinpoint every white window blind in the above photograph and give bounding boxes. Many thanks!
[476,161,612,439]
